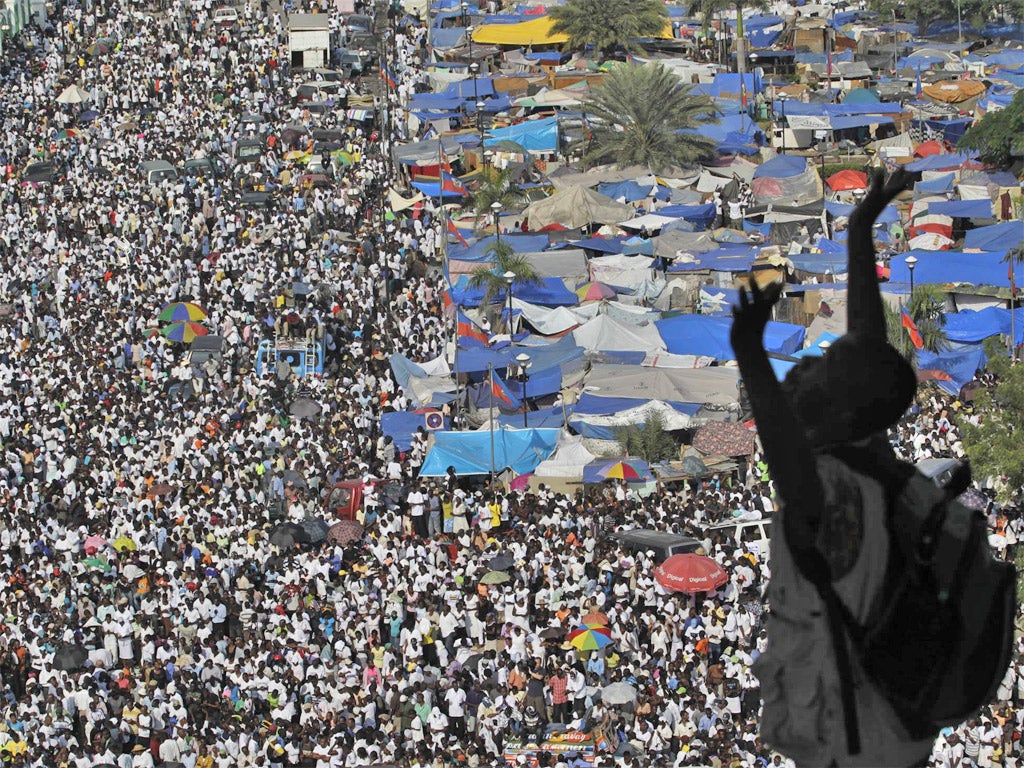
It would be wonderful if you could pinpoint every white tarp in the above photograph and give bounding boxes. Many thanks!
[642,352,715,368]
[572,314,666,353]
[572,400,701,431]
[588,253,656,289]
[533,432,597,479]
[584,363,741,407]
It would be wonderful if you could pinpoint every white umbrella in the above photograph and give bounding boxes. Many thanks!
[601,681,638,706]
[56,84,92,105]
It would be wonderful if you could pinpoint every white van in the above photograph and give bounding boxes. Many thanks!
[213,6,239,27]
[705,518,772,561]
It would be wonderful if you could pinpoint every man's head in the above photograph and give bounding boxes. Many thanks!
[781,334,916,448]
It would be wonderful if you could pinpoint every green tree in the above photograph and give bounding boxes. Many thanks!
[868,0,991,36]
[614,410,678,463]
[467,240,541,330]
[884,284,949,364]
[956,339,1024,501]
[582,63,720,172]
[472,166,526,231]
[959,91,1024,170]
[549,0,669,61]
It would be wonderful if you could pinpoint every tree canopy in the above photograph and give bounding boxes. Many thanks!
[868,0,992,35]
[884,284,949,365]
[467,241,541,329]
[549,0,669,60]
[959,90,1024,170]
[615,411,678,464]
[957,341,1024,502]
[582,62,720,172]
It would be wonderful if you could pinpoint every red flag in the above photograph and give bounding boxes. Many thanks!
[448,218,469,247]
[901,307,924,350]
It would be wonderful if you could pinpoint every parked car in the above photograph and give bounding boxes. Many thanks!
[704,518,772,561]
[23,159,62,185]
[140,159,178,185]
[606,528,705,562]
[233,139,264,164]
[183,157,221,179]
[212,6,239,27]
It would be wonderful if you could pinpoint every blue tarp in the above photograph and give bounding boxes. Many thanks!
[941,308,1009,343]
[831,114,895,131]
[448,274,579,308]
[886,249,1013,289]
[497,404,567,429]
[598,180,658,203]
[825,201,900,224]
[448,234,550,262]
[703,73,762,98]
[572,236,624,254]
[770,331,842,379]
[903,151,979,172]
[776,101,904,117]
[483,116,559,153]
[381,411,447,452]
[929,199,993,219]
[665,246,759,273]
[419,427,561,476]
[455,346,515,373]
[411,181,470,198]
[914,173,956,196]
[753,154,806,179]
[917,343,988,396]
[657,203,717,227]
[655,314,805,359]
[963,221,1024,252]
[917,118,972,144]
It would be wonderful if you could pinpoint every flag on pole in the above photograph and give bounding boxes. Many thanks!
[448,218,469,247]
[915,66,923,98]
[489,369,522,410]
[901,306,924,350]
[380,62,397,89]
[457,310,489,345]
[440,171,469,197]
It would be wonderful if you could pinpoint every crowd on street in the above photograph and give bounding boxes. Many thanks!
[0,1,1020,767]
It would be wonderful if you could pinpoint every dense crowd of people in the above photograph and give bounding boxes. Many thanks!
[0,1,1021,767]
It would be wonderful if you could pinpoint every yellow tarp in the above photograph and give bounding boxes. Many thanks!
[922,80,986,104]
[471,16,570,46]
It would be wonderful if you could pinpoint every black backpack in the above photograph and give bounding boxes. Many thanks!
[797,451,1016,754]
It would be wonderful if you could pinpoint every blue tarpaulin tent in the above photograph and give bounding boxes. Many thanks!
[929,200,994,219]
[904,151,978,172]
[963,221,1024,252]
[917,343,988,396]
[655,314,805,359]
[753,154,807,179]
[484,116,559,153]
[418,427,561,476]
[448,275,579,308]
[381,411,449,451]
[657,203,717,227]
[941,308,1009,343]
[914,174,956,196]
[886,249,1012,289]
[448,234,550,263]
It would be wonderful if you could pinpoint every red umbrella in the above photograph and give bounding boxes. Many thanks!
[826,169,868,192]
[654,554,728,594]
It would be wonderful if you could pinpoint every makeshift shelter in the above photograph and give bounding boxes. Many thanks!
[655,314,806,360]
[470,16,569,47]
[419,427,561,476]
[483,116,559,154]
[572,314,666,353]
[524,186,632,231]
[532,432,597,482]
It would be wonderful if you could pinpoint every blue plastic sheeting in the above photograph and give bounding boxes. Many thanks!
[419,427,561,476]
[747,28,782,48]
[381,411,445,452]
[497,404,567,429]
[917,118,972,144]
[572,236,624,254]
[753,154,806,179]
[978,91,1017,111]
[455,346,515,373]
[967,50,1024,68]
[448,234,550,262]
[657,203,717,225]
[665,246,759,273]
[942,308,1009,343]
[598,180,657,202]
[776,101,904,117]
[788,251,849,273]
[511,336,585,375]
[843,88,880,104]
[411,181,470,199]
[573,392,703,415]
[914,173,956,196]
[964,221,1024,252]
[917,343,988,396]
[703,73,762,98]
[656,314,806,359]
[887,249,1012,288]
[903,152,979,172]
[929,200,994,219]
[730,13,783,29]
[504,364,562,399]
[448,274,579,308]
[795,50,854,65]
[408,93,465,111]
[484,116,559,153]
[831,114,895,130]
[622,236,654,255]
[962,170,1019,187]
[769,331,842,379]
[582,458,653,483]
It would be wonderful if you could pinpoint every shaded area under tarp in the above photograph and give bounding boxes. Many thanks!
[419,427,560,476]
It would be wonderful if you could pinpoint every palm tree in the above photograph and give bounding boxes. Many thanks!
[884,284,949,364]
[614,411,678,463]
[582,63,720,172]
[467,240,542,330]
[549,0,669,62]
[472,167,526,231]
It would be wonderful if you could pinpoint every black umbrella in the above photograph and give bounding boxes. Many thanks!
[539,627,564,640]
[52,643,89,671]
[289,396,322,420]
[486,554,515,571]
[269,522,311,548]
[299,517,329,543]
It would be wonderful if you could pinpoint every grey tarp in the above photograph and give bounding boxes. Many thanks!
[583,363,741,407]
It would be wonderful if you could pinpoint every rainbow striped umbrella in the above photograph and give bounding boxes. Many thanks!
[567,624,613,651]
[160,321,209,343]
[597,459,648,481]
[575,281,616,302]
[158,302,208,323]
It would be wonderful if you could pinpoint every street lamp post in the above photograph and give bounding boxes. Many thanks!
[778,93,788,155]
[749,53,759,118]
[475,100,485,144]
[906,254,918,357]
[491,201,502,244]
[515,352,531,427]
[503,270,516,337]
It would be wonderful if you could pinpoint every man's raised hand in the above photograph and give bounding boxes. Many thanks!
[731,278,783,349]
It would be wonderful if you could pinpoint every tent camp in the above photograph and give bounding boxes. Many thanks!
[572,314,666,353]
[418,426,561,476]
[524,186,633,230]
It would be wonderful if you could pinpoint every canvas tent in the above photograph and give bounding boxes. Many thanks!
[524,186,633,230]
[572,314,666,353]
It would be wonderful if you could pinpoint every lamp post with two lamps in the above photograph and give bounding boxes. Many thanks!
[514,352,531,427]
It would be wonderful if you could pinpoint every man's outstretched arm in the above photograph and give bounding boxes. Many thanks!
[847,168,913,344]
[731,282,825,549]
